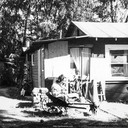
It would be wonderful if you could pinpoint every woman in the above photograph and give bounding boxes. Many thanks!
[51,74,79,102]
[51,74,67,101]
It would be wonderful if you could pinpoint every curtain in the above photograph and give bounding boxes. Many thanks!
[70,48,81,72]
[70,48,91,78]
[81,48,91,78]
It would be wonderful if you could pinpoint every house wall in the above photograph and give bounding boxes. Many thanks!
[106,81,128,102]
[92,39,128,56]
[44,41,70,90]
[31,38,128,101]
[68,38,128,102]
[48,41,69,58]
[31,51,38,88]
[91,39,128,102]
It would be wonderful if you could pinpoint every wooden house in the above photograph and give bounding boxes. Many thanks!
[25,21,128,102]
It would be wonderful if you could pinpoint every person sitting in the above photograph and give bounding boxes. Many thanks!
[51,74,67,101]
[51,74,79,102]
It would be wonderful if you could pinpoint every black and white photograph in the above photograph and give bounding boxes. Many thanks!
[0,0,128,128]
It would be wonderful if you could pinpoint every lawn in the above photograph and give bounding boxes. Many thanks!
[0,87,128,128]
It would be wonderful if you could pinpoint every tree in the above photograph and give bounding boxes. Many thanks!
[93,0,128,22]
[0,0,127,90]
[0,0,26,87]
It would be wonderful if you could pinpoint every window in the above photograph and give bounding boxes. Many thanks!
[106,45,128,80]
[110,50,128,77]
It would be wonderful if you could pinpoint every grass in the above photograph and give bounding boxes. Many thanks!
[0,86,128,127]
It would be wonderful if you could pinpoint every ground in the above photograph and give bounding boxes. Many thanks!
[0,86,128,128]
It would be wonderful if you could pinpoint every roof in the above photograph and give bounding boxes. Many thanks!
[70,21,128,38]
[24,35,89,54]
[24,21,128,53]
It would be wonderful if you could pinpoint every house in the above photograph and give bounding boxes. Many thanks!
[25,21,128,102]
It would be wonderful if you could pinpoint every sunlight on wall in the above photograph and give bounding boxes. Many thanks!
[44,55,70,78]
[90,58,109,81]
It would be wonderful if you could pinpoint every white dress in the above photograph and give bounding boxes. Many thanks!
[51,82,63,97]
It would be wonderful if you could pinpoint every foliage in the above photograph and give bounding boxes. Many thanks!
[93,0,128,22]
[0,0,128,90]
[0,0,95,88]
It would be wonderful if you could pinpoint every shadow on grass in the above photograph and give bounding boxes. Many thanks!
[17,101,63,117]
[1,118,127,128]
[0,109,127,128]
[17,102,33,108]
[0,110,20,124]
[22,109,63,117]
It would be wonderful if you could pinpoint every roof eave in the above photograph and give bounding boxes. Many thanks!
[24,35,89,54]
[23,36,128,54]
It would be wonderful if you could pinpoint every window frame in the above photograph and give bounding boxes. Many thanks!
[105,45,128,80]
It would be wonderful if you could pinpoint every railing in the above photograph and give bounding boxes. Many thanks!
[68,78,106,103]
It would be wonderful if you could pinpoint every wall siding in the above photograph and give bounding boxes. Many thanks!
[31,38,128,101]
[32,51,38,87]
[48,41,68,58]
[92,39,128,55]
[44,41,69,78]
[92,39,128,102]
[44,41,69,89]
[106,82,128,102]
